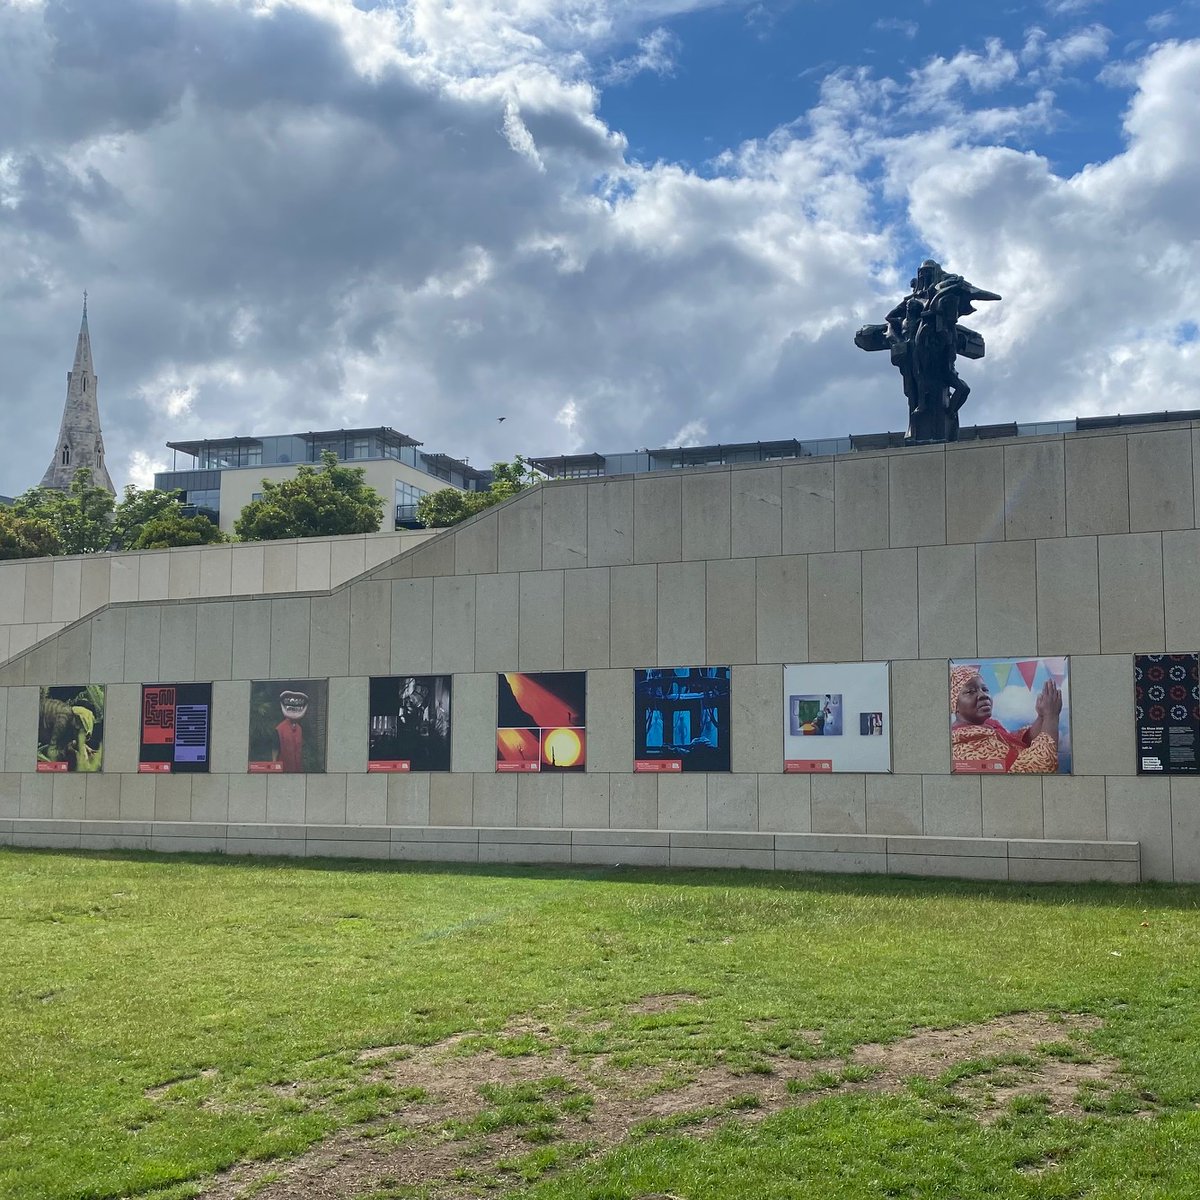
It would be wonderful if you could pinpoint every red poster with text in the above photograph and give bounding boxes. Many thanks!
[784,759,833,773]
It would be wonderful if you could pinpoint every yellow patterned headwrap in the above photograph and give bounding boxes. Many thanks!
[950,665,981,716]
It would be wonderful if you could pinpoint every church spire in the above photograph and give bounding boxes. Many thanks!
[39,295,116,494]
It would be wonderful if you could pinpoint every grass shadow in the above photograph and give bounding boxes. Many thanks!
[5,843,1199,911]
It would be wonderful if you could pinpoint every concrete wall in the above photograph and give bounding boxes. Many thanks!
[0,529,433,664]
[3,420,1200,881]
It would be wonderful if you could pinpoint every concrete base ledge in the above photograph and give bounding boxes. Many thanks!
[0,821,1142,883]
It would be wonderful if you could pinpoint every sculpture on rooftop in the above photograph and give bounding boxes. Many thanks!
[855,260,1001,444]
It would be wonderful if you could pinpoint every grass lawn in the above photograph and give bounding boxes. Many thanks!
[2,847,1199,1200]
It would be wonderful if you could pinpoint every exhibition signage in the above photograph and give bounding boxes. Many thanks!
[138,683,212,773]
[783,663,891,773]
[369,676,452,772]
[949,657,1071,775]
[247,679,328,773]
[634,668,731,773]
[1135,654,1200,774]
[497,672,587,772]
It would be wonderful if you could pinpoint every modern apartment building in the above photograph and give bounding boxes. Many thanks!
[153,427,488,533]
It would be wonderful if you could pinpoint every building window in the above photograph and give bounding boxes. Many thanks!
[395,482,430,508]
[61,445,70,465]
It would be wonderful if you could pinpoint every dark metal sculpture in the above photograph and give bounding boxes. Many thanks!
[855,260,1001,444]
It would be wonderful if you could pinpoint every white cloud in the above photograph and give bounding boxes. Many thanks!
[0,1,1197,501]
[603,26,679,84]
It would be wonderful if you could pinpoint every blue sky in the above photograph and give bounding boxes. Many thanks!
[0,0,1197,491]
[601,0,1189,168]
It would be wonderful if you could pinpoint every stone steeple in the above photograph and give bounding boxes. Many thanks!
[40,294,116,494]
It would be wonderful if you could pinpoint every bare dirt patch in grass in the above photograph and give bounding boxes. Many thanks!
[625,993,705,1015]
[197,1010,1120,1200]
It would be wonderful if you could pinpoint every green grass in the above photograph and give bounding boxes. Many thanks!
[2,847,1199,1199]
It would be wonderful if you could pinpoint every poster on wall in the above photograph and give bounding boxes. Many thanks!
[783,662,892,773]
[369,675,452,772]
[248,679,328,773]
[138,683,213,773]
[634,667,731,772]
[497,672,587,772]
[37,685,106,772]
[1135,654,1200,774]
[950,657,1071,774]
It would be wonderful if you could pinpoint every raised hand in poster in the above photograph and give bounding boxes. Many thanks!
[950,659,1068,774]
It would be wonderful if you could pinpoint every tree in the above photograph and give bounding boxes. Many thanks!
[10,469,115,554]
[234,450,384,541]
[416,457,543,528]
[0,509,62,560]
[6,477,226,557]
[126,511,227,550]
[112,485,226,549]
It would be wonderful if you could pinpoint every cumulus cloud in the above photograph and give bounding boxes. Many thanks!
[603,26,680,84]
[0,0,1197,498]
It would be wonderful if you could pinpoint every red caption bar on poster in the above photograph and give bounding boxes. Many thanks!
[138,762,172,774]
[634,759,682,772]
[367,760,411,773]
[954,760,1006,773]
[248,761,284,773]
[496,761,540,772]
[36,761,69,773]
[784,759,833,773]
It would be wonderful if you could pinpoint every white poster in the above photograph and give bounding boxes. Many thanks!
[783,662,892,773]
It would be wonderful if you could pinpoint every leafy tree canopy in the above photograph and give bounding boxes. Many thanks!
[416,457,543,528]
[234,450,384,541]
[0,509,62,560]
[11,469,115,555]
[126,510,227,551]
[6,475,226,558]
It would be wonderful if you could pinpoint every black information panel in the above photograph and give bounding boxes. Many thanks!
[1135,654,1200,774]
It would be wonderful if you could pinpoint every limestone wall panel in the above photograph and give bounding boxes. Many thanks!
[563,568,610,670]
[657,561,706,666]
[1127,430,1193,533]
[706,559,756,665]
[391,578,434,673]
[1004,440,1066,541]
[1065,434,1130,536]
[731,467,783,558]
[945,445,1005,544]
[474,573,520,672]
[834,457,889,551]
[498,492,543,573]
[781,460,835,554]
[517,571,563,672]
[635,475,683,564]
[542,485,588,570]
[586,479,634,567]
[1098,533,1164,653]
[680,470,732,561]
[888,449,945,547]
[454,511,499,576]
[756,555,807,665]
[862,548,917,661]
[159,604,198,682]
[432,576,477,674]
[807,552,862,661]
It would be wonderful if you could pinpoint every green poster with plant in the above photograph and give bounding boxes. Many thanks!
[37,685,105,772]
